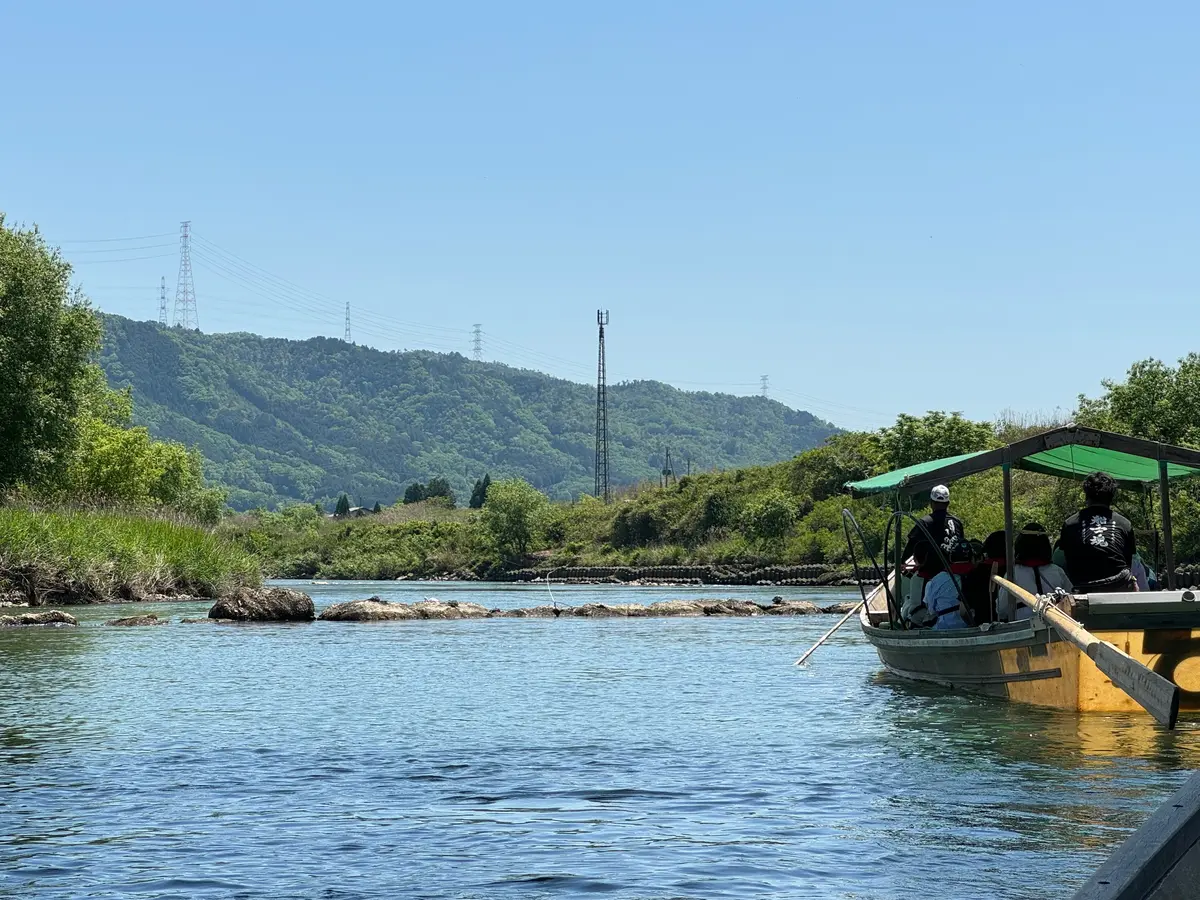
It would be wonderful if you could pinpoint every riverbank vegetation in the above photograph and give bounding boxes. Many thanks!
[0,216,257,602]
[222,356,1200,583]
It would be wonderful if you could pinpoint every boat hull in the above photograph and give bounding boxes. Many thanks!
[860,592,1200,715]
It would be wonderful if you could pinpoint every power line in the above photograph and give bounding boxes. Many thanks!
[69,253,176,264]
[760,374,769,398]
[472,324,483,361]
[173,221,198,330]
[65,242,176,254]
[58,232,175,244]
[344,302,352,343]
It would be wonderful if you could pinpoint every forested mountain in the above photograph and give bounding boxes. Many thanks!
[98,315,838,510]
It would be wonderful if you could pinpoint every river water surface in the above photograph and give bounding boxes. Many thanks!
[3,580,1199,899]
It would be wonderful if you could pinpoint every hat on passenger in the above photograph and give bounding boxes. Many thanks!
[930,485,950,503]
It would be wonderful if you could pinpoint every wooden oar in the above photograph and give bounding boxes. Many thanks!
[994,576,1180,729]
[794,599,866,666]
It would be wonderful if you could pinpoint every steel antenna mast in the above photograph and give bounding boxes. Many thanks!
[595,310,611,503]
[157,276,168,325]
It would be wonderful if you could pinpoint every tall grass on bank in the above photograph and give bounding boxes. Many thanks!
[0,506,261,603]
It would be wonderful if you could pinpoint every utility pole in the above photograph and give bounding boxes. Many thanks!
[157,276,168,326]
[661,447,676,488]
[472,324,483,361]
[595,310,611,503]
[760,374,769,398]
[344,302,352,343]
[172,221,198,329]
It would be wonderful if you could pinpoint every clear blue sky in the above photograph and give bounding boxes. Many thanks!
[5,2,1197,431]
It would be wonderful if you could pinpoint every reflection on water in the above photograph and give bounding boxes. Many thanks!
[0,580,1195,899]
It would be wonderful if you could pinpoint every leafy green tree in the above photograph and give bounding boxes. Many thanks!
[0,217,103,490]
[469,473,491,509]
[403,483,427,504]
[481,478,549,557]
[334,493,351,517]
[789,432,885,501]
[372,501,382,514]
[425,477,455,506]
[877,411,997,469]
[1077,356,1200,446]
[741,489,798,549]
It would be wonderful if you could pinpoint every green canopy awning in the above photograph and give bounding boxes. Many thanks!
[846,427,1200,497]
[1018,445,1200,484]
[843,451,990,495]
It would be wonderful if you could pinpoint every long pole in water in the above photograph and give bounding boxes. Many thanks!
[794,599,866,666]
[993,575,1179,728]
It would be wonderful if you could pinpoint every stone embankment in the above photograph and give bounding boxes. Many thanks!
[317,595,857,622]
[485,564,855,587]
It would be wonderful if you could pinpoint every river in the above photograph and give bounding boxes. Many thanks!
[2,580,1197,899]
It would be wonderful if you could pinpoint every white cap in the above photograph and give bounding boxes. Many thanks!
[930,485,950,503]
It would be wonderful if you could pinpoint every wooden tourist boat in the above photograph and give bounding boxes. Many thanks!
[842,426,1200,727]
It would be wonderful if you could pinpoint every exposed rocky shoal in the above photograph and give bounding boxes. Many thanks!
[0,610,79,626]
[105,614,168,627]
[208,587,315,622]
[316,595,856,622]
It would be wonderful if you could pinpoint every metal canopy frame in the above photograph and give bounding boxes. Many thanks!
[858,426,1200,593]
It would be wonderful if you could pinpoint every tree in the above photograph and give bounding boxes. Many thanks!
[469,473,491,509]
[372,501,382,514]
[741,489,798,549]
[425,477,455,506]
[0,217,103,490]
[877,411,997,470]
[788,432,885,501]
[403,483,427,504]
[481,478,549,557]
[1077,356,1200,447]
[334,493,351,517]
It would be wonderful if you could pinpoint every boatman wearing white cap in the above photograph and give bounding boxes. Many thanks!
[900,484,966,623]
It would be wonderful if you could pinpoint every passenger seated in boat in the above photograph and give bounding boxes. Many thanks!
[997,523,1073,621]
[961,532,1004,624]
[1057,472,1137,593]
[924,539,975,630]
[901,541,938,627]
[1131,552,1152,591]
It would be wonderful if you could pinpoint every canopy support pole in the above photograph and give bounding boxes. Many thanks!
[1003,463,1015,579]
[1160,460,1177,590]
[894,492,904,620]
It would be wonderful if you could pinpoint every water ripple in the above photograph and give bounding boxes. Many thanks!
[0,580,1196,898]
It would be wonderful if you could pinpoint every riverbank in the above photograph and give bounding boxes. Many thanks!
[0,506,261,605]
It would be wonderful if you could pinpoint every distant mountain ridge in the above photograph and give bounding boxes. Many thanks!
[98,315,839,509]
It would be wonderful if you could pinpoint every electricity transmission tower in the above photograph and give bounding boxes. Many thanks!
[595,310,611,503]
[760,374,769,398]
[661,447,677,488]
[157,276,168,325]
[344,302,352,342]
[472,324,483,361]
[172,221,198,329]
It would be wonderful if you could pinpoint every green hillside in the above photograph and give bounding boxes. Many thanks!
[98,315,838,509]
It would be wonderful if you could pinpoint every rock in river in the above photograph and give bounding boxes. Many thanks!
[319,598,420,622]
[821,601,859,615]
[208,587,315,622]
[0,610,79,627]
[319,597,491,621]
[105,614,167,627]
